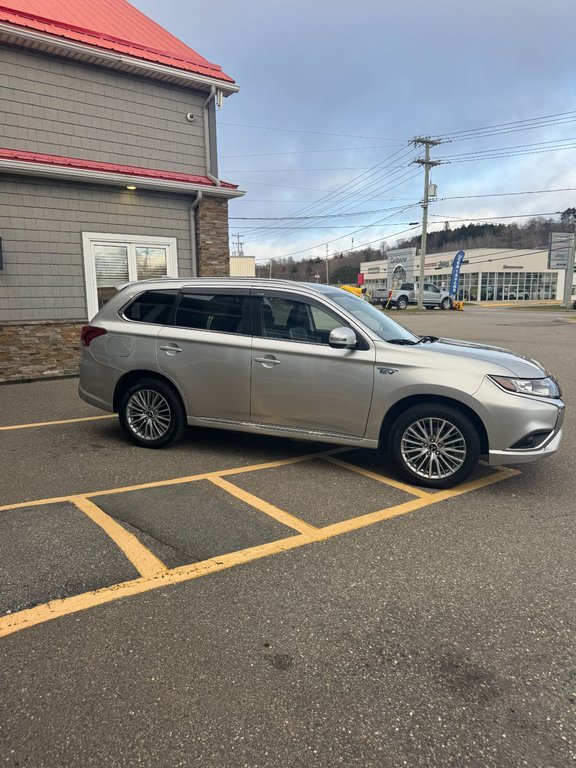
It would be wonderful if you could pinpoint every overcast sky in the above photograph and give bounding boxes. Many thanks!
[132,0,576,264]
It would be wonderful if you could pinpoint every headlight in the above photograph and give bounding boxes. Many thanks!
[489,375,561,398]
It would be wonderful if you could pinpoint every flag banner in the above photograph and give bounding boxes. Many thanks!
[449,250,465,296]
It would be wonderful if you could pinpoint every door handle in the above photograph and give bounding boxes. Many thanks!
[159,344,183,354]
[254,356,281,366]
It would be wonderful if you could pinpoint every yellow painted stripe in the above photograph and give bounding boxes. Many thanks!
[323,455,433,498]
[0,465,517,639]
[208,475,317,535]
[71,496,168,579]
[0,449,345,513]
[0,415,115,431]
[0,533,310,639]
[308,465,520,541]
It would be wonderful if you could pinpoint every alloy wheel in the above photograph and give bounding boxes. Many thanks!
[126,389,172,441]
[400,417,467,480]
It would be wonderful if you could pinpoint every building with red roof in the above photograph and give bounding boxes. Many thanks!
[0,0,243,381]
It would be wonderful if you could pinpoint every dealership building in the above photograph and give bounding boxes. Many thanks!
[360,247,571,302]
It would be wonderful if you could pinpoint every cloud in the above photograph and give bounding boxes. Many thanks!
[133,0,576,260]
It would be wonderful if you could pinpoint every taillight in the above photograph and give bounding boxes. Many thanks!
[81,325,107,347]
[388,290,392,298]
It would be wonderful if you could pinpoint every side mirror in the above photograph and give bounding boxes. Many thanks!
[329,326,357,349]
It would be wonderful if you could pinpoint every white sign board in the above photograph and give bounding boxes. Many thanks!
[548,232,574,270]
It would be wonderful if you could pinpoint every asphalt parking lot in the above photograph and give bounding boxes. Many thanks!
[0,307,574,767]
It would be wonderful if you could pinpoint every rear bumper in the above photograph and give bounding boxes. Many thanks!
[78,380,114,413]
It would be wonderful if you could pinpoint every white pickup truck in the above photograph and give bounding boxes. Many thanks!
[374,282,452,310]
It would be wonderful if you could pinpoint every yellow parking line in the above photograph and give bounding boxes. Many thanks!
[308,466,520,541]
[0,533,310,639]
[0,449,347,513]
[71,496,168,579]
[322,455,433,498]
[0,464,517,639]
[0,415,115,431]
[208,475,317,535]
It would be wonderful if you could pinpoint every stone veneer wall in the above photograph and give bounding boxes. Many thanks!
[196,196,231,277]
[0,321,85,383]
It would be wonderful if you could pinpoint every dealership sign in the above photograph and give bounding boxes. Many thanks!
[548,232,574,270]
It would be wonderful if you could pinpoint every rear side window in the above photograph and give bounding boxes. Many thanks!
[122,290,178,324]
[174,293,247,334]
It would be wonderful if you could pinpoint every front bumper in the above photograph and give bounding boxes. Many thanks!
[487,402,565,466]
[488,425,564,465]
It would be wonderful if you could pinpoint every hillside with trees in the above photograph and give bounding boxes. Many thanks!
[264,209,575,283]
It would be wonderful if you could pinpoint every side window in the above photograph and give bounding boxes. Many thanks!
[257,296,347,344]
[425,283,440,293]
[174,293,247,334]
[122,290,178,324]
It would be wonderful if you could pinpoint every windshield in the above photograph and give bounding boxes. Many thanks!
[326,291,419,343]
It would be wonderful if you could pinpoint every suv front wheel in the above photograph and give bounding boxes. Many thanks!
[388,404,480,489]
[119,378,187,448]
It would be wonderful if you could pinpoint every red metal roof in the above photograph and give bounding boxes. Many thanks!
[0,0,235,83]
[0,147,238,189]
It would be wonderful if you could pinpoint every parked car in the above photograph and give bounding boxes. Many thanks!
[384,282,452,310]
[79,279,564,489]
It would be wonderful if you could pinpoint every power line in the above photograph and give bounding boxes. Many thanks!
[253,223,422,263]
[230,203,414,221]
[221,145,399,159]
[240,144,418,242]
[439,141,576,163]
[225,167,373,173]
[258,202,420,260]
[438,109,576,141]
[441,186,576,201]
[429,211,561,223]
[241,168,422,244]
[219,122,406,141]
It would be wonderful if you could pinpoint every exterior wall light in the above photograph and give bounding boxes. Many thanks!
[126,185,137,190]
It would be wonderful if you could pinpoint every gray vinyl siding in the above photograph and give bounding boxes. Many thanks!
[0,177,194,323]
[0,44,208,175]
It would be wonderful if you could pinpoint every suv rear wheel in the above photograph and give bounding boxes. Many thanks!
[388,403,480,488]
[396,296,408,310]
[119,378,187,448]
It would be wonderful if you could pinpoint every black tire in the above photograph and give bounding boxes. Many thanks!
[388,403,481,489]
[119,378,187,448]
[396,296,408,310]
[440,297,452,310]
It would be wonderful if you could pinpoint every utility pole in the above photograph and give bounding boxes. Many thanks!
[233,233,244,256]
[325,244,330,284]
[413,137,441,309]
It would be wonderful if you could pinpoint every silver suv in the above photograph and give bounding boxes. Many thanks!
[79,279,564,489]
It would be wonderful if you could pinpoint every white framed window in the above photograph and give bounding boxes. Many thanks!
[82,233,178,319]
